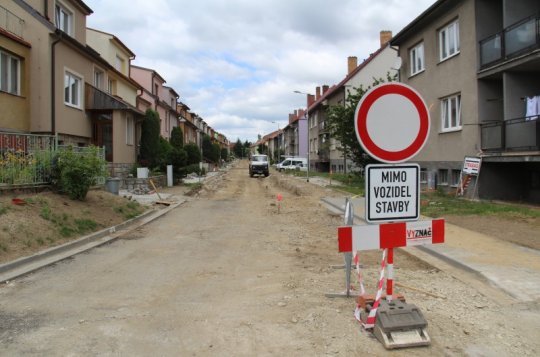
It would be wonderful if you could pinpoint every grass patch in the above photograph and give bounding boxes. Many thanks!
[113,201,144,220]
[288,170,365,196]
[0,204,8,216]
[184,182,203,196]
[421,191,540,219]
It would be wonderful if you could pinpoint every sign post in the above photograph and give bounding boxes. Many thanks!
[335,83,445,349]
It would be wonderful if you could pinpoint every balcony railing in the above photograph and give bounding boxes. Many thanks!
[0,5,24,38]
[481,117,540,152]
[85,83,129,111]
[479,14,540,68]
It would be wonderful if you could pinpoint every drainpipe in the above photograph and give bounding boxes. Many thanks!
[51,32,62,135]
[44,0,49,20]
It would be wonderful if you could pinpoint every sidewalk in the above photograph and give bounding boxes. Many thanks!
[321,196,540,303]
[0,168,232,283]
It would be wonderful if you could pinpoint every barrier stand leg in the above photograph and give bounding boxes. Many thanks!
[326,198,358,298]
[386,248,394,301]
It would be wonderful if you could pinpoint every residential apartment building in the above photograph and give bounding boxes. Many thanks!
[85,28,144,165]
[281,109,307,160]
[305,31,397,173]
[0,3,30,132]
[130,65,170,139]
[2,0,143,167]
[391,0,540,203]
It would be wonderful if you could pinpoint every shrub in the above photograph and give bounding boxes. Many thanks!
[184,143,201,165]
[139,109,161,168]
[53,146,108,200]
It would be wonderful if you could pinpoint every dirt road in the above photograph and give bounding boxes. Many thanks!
[1,161,539,356]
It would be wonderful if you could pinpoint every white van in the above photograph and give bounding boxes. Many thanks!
[276,158,308,172]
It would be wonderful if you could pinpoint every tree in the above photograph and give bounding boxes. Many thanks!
[139,109,161,168]
[202,135,213,161]
[170,126,184,149]
[184,143,201,165]
[257,143,268,155]
[243,140,251,157]
[157,136,173,171]
[326,74,396,171]
[221,147,229,162]
[233,139,243,158]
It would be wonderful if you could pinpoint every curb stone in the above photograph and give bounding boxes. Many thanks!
[0,199,186,283]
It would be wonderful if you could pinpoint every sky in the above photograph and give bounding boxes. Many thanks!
[85,0,436,144]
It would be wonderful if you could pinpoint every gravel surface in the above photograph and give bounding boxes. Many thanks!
[0,160,538,356]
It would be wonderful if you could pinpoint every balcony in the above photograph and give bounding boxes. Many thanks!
[0,5,24,38]
[481,117,540,152]
[479,14,540,69]
[85,83,131,111]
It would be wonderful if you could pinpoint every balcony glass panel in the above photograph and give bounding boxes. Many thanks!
[480,34,502,66]
[481,122,503,151]
[504,18,536,56]
[505,119,538,150]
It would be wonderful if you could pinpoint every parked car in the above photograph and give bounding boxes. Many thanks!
[249,154,269,177]
[276,158,307,172]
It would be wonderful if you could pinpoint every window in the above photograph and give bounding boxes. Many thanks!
[441,94,461,131]
[409,42,425,75]
[451,169,461,186]
[115,55,124,72]
[438,169,448,185]
[55,3,72,35]
[107,78,116,94]
[0,50,20,95]
[420,168,428,183]
[64,70,81,107]
[126,115,134,145]
[94,69,104,89]
[439,20,460,61]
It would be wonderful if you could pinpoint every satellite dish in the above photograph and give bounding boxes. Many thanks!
[392,57,402,70]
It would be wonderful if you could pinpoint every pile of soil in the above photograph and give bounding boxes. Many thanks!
[0,189,147,264]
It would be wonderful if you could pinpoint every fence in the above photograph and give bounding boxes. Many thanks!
[0,132,106,188]
[0,132,57,187]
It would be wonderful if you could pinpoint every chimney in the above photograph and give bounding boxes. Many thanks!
[316,86,321,100]
[289,113,295,122]
[380,30,392,47]
[307,94,315,108]
[347,56,357,74]
[298,109,305,119]
[322,85,329,94]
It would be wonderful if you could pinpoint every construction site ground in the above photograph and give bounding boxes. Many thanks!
[0,160,539,356]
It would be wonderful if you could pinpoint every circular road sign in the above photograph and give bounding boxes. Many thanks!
[354,83,430,163]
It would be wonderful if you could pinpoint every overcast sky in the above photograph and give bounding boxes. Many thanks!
[85,0,436,143]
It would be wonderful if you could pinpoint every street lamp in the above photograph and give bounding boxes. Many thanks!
[271,121,281,163]
[293,90,310,182]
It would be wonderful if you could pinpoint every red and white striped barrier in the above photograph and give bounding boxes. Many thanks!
[355,249,387,328]
[338,219,445,252]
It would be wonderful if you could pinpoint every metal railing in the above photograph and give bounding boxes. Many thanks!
[0,132,56,186]
[0,5,24,38]
[57,145,107,185]
[479,14,540,68]
[481,117,540,152]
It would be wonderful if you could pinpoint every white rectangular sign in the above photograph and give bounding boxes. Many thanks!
[463,157,481,175]
[365,164,420,223]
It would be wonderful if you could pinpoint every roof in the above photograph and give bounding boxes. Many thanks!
[308,44,388,112]
[87,28,136,58]
[131,65,167,84]
[390,0,454,45]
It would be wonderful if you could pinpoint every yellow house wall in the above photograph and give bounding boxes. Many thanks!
[0,36,31,132]
[112,111,136,164]
[54,43,92,138]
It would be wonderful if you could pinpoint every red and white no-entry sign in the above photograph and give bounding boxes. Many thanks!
[355,83,430,163]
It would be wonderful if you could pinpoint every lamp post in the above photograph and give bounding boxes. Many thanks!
[293,90,310,182]
[271,121,280,163]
